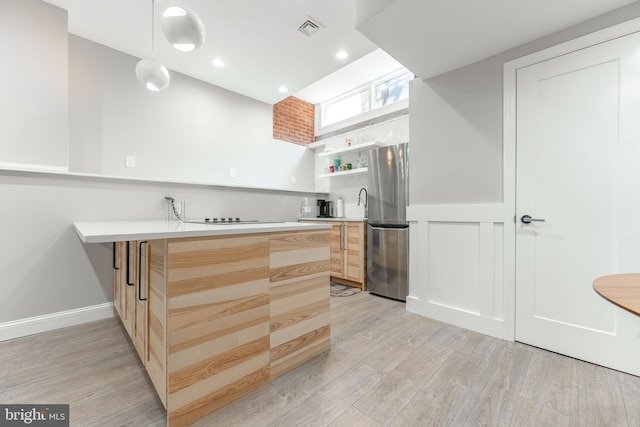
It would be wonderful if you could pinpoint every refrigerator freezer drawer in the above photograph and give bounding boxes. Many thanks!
[367,224,408,301]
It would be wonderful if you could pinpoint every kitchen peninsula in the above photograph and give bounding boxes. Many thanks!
[74,220,331,426]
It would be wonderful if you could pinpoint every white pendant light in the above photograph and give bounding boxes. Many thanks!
[161,5,205,52]
[136,0,170,91]
[135,59,170,91]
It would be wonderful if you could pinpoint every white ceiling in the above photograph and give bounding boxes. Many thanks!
[294,48,405,105]
[42,0,639,106]
[42,0,379,105]
[357,0,639,80]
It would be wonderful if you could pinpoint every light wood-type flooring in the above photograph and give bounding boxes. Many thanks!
[2,291,640,426]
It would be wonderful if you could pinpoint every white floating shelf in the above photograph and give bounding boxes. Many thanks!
[319,167,368,179]
[317,141,384,157]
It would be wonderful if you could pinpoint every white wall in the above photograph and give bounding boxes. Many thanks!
[407,2,640,338]
[0,0,68,170]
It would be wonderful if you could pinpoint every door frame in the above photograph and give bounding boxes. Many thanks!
[502,17,640,341]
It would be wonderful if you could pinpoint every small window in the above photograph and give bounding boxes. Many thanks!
[318,68,412,130]
[374,70,412,109]
[322,89,369,127]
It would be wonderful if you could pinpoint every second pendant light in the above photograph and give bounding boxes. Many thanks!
[136,0,170,92]
[161,5,206,52]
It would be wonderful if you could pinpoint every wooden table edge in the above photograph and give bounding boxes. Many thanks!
[593,273,640,317]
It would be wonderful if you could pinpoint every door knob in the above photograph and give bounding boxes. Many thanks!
[521,215,545,224]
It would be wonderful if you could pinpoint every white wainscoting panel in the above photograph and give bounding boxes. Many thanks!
[407,204,506,339]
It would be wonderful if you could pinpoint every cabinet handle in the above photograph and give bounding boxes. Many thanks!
[126,241,134,286]
[138,241,148,301]
[113,242,119,270]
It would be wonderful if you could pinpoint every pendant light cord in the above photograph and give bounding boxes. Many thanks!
[151,0,156,59]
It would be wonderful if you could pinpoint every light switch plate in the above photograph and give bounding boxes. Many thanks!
[125,156,136,168]
[291,176,296,184]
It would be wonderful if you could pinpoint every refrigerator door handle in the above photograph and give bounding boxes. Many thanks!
[369,225,410,230]
[370,225,389,230]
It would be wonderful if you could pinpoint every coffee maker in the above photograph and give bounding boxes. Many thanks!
[317,199,333,218]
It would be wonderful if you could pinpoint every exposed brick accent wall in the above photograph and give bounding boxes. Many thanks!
[273,96,315,145]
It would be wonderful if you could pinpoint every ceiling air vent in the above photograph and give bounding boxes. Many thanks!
[297,16,324,37]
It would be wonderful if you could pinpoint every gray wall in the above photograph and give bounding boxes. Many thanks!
[0,0,321,326]
[0,170,316,323]
[0,0,68,169]
[68,35,314,190]
[409,1,640,205]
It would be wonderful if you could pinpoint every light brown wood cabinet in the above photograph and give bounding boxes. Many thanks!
[113,229,330,426]
[112,242,125,319]
[329,223,345,278]
[132,241,148,362]
[113,241,153,390]
[113,241,136,338]
[309,221,366,290]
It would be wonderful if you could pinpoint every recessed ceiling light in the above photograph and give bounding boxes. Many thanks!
[279,86,289,93]
[336,50,348,60]
[212,58,225,67]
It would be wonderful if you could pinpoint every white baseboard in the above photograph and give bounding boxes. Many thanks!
[0,303,114,342]
[406,296,505,340]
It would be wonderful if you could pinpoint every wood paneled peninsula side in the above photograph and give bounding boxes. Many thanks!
[74,220,331,427]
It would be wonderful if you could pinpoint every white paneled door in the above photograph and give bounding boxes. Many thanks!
[515,31,640,376]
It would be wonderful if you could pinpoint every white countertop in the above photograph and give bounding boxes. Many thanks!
[298,217,367,222]
[73,220,331,243]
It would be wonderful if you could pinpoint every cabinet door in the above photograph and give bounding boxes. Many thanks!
[133,240,148,362]
[114,241,137,337]
[345,222,366,284]
[166,234,271,426]
[114,241,148,362]
[146,239,167,408]
[113,241,126,318]
[329,223,345,278]
[118,241,136,337]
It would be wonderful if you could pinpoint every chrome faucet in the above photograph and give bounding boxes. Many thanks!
[165,196,182,221]
[358,187,368,219]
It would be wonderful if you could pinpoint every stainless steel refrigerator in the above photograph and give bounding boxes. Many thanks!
[367,142,409,301]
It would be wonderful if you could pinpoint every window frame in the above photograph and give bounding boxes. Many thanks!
[317,67,412,134]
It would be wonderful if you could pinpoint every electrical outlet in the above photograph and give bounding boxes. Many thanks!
[229,168,236,178]
[125,156,136,168]
[291,175,296,184]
